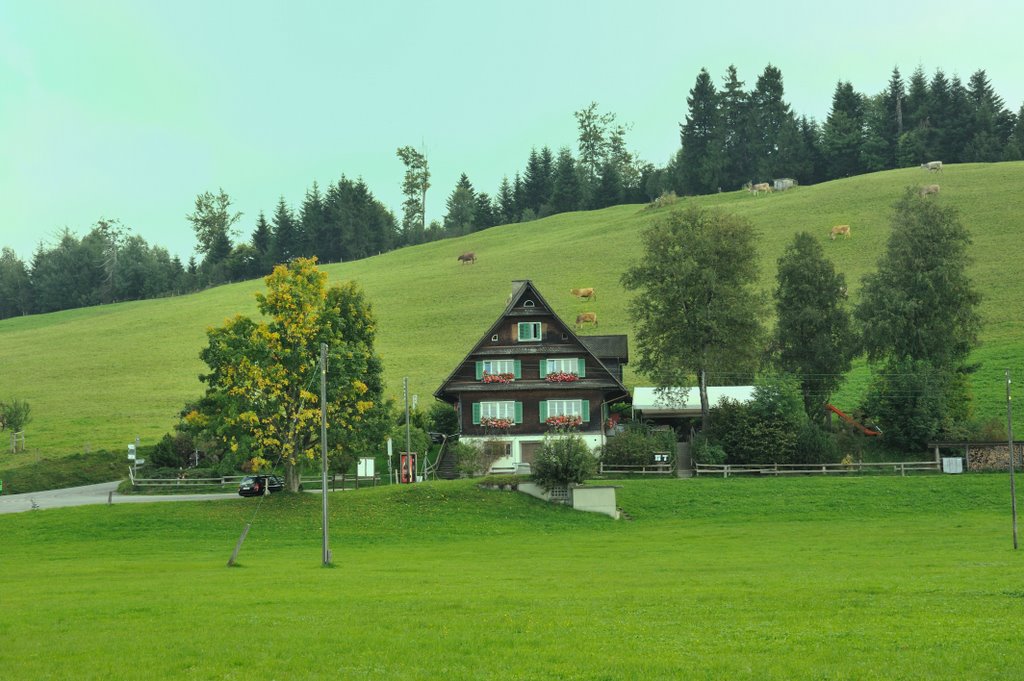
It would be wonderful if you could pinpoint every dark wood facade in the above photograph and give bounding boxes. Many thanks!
[434,280,630,446]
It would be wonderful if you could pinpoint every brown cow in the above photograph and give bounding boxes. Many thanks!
[574,312,598,329]
[570,287,596,301]
[457,252,476,264]
[829,225,851,240]
[750,182,772,196]
[919,184,940,197]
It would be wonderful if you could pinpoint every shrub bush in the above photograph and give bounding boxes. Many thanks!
[600,421,675,466]
[794,421,841,464]
[691,435,726,465]
[532,432,596,490]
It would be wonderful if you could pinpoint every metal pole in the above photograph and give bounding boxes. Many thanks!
[1007,369,1018,550]
[321,343,331,565]
[404,377,413,483]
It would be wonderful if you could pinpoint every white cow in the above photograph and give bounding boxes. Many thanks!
[920,161,943,172]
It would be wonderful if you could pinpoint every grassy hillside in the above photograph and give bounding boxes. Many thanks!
[2,162,1023,462]
[2,476,1022,679]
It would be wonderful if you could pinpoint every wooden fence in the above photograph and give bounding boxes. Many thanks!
[695,461,940,478]
[128,470,380,491]
[598,462,674,476]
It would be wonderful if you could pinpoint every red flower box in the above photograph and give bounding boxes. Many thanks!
[545,372,579,383]
[482,372,515,384]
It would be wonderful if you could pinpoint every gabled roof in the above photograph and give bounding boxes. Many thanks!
[434,279,629,400]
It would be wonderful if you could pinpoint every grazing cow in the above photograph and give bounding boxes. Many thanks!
[829,225,851,240]
[920,161,943,172]
[919,184,940,197]
[457,252,476,264]
[570,287,596,301]
[574,312,598,329]
[750,182,772,196]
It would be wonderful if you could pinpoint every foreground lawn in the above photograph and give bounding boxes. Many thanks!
[2,476,1022,680]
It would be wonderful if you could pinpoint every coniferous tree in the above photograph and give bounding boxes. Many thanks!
[473,192,496,230]
[512,172,525,221]
[821,81,866,179]
[251,211,273,271]
[927,69,953,160]
[862,67,905,171]
[443,175,476,236]
[271,196,298,263]
[903,65,930,131]
[1004,104,1024,161]
[719,65,754,190]
[298,182,325,258]
[964,69,1012,161]
[593,160,624,209]
[496,176,516,225]
[750,64,800,181]
[0,247,32,319]
[550,147,582,214]
[679,68,723,194]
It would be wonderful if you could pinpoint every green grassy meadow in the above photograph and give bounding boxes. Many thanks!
[2,162,1024,463]
[2,476,1022,679]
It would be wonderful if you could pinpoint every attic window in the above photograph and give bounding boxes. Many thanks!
[523,300,535,307]
[491,334,499,342]
[561,333,568,340]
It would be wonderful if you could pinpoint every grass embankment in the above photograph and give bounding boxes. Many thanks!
[1,475,1022,679]
[1,162,1023,463]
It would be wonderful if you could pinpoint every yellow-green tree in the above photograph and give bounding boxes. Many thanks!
[198,257,385,491]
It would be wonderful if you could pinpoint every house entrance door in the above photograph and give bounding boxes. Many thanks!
[520,441,541,464]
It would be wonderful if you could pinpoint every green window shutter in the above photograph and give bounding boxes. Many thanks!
[517,322,528,340]
[475,361,483,380]
[581,400,590,422]
[577,358,586,378]
[540,359,548,377]
[472,403,481,425]
[514,360,522,379]
[514,402,523,424]
[539,401,548,423]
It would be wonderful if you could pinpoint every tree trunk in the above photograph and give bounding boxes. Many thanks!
[285,461,301,493]
[699,367,710,431]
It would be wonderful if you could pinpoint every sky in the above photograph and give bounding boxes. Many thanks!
[2,0,1022,262]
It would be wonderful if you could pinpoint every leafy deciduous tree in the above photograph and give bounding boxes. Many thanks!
[774,232,856,420]
[196,257,385,491]
[621,205,766,428]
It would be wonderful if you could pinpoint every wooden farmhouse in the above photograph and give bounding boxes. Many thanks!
[434,280,631,473]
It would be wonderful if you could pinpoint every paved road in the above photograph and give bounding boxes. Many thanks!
[0,481,240,515]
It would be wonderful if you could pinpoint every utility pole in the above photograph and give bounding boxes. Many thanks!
[1007,369,1018,550]
[321,343,331,565]
[405,377,413,483]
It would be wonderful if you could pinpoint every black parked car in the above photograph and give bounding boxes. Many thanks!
[238,474,285,497]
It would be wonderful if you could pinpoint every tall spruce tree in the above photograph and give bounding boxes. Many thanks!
[821,81,866,179]
[719,65,754,190]
[250,211,273,272]
[550,147,582,214]
[679,68,723,194]
[443,174,476,236]
[271,196,298,263]
[750,64,800,180]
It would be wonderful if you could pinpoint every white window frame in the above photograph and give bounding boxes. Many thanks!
[480,401,516,420]
[547,399,583,418]
[482,359,515,375]
[518,322,542,342]
[546,358,579,375]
